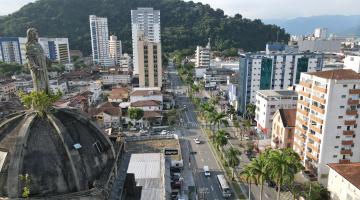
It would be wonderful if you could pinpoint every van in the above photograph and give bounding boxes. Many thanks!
[204,166,210,176]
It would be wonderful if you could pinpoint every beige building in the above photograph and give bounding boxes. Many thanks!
[327,163,360,200]
[293,69,360,184]
[137,34,162,88]
[271,108,296,149]
[109,35,122,65]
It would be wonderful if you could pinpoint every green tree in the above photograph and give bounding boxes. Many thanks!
[267,149,304,200]
[242,119,253,139]
[248,150,271,200]
[241,165,257,200]
[19,90,62,116]
[211,111,229,131]
[304,182,330,200]
[226,147,241,180]
[214,129,228,150]
[245,103,256,120]
[128,108,144,121]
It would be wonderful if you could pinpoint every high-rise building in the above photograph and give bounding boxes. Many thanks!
[293,68,360,184]
[0,37,70,64]
[195,40,210,68]
[89,15,113,67]
[314,28,328,39]
[238,52,324,113]
[137,34,162,88]
[131,8,161,74]
[109,35,122,66]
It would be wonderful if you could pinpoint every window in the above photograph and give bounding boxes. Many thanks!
[337,126,342,129]
[343,85,348,87]
[340,106,345,109]
[338,116,343,119]
[333,155,337,158]
[341,95,346,98]
[335,146,339,148]
[336,136,340,139]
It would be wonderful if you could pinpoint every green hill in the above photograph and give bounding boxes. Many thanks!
[0,0,289,55]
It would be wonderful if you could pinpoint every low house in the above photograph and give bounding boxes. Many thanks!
[130,100,162,111]
[327,163,360,200]
[108,87,129,103]
[271,108,296,149]
[90,102,121,128]
[0,81,16,102]
[130,89,163,103]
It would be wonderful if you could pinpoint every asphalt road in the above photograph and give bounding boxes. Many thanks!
[167,62,234,199]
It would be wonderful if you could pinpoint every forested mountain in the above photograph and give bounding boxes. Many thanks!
[0,0,289,55]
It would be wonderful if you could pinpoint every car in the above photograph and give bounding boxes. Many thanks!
[183,105,187,109]
[204,166,211,176]
[160,130,168,135]
[193,138,201,144]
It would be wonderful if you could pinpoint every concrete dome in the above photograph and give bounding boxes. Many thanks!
[0,108,116,199]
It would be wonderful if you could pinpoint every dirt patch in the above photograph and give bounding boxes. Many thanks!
[126,139,181,160]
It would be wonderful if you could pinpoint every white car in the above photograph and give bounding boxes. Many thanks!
[160,130,168,135]
[194,138,201,144]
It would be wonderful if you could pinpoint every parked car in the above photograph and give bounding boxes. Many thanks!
[194,138,201,144]
[160,130,168,135]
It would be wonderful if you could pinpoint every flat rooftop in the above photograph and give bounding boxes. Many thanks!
[256,90,297,98]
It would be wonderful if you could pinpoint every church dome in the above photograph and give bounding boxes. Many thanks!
[0,108,116,199]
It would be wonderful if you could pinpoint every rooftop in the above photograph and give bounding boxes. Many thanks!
[328,162,360,190]
[131,100,161,107]
[131,90,162,96]
[307,69,360,80]
[278,108,297,127]
[257,90,297,98]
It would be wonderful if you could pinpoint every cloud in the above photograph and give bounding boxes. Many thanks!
[0,0,36,15]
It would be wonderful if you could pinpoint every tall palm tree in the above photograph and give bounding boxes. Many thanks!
[245,103,256,120]
[268,149,304,200]
[241,165,257,200]
[226,147,241,180]
[214,129,228,151]
[241,119,252,139]
[212,111,229,131]
[249,150,271,200]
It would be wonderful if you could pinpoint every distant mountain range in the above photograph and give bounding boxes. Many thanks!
[264,15,360,36]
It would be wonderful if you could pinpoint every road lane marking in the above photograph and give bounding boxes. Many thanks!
[211,186,214,191]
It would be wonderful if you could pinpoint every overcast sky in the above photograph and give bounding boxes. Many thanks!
[1,0,359,19]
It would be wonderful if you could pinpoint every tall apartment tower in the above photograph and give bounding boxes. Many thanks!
[238,52,324,113]
[294,68,360,184]
[195,40,210,68]
[131,8,161,74]
[109,35,122,66]
[89,15,112,67]
[137,34,162,88]
[314,28,328,39]
[0,37,25,64]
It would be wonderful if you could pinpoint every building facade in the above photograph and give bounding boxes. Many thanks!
[293,69,360,184]
[238,52,324,113]
[195,42,210,68]
[271,108,297,149]
[0,37,70,64]
[137,34,162,88]
[255,90,298,135]
[89,15,113,67]
[131,8,161,74]
[109,35,122,65]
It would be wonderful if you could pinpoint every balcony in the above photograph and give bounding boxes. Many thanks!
[297,117,308,126]
[349,89,360,95]
[298,100,310,107]
[313,85,327,93]
[307,143,319,152]
[299,81,312,88]
[342,140,354,146]
[346,109,358,116]
[339,159,350,164]
[310,114,323,124]
[294,133,306,143]
[310,125,322,134]
[343,130,354,136]
[299,90,311,98]
[345,120,357,126]
[348,99,359,105]
[340,149,352,155]
[298,109,309,116]
[296,125,307,135]
[310,105,325,115]
[312,95,326,104]
[306,151,318,161]
[294,141,304,151]
[307,133,321,143]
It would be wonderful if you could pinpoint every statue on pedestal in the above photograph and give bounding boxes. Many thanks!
[25,28,50,94]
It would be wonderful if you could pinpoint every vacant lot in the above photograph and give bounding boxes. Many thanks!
[126,139,181,160]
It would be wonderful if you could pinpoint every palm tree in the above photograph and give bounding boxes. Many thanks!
[268,149,304,200]
[214,129,228,150]
[305,182,330,200]
[242,119,252,139]
[241,165,257,200]
[212,111,229,131]
[245,103,256,120]
[226,147,241,180]
[249,150,271,200]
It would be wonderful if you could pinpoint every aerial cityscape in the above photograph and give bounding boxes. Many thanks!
[0,0,360,200]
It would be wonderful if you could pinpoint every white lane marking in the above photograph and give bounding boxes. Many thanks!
[265,193,269,199]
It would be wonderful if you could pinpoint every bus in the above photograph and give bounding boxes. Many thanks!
[216,174,231,198]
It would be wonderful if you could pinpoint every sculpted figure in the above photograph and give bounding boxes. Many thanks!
[25,28,50,93]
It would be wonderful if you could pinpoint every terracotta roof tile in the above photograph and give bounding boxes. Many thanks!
[328,162,360,189]
[131,90,162,96]
[279,108,297,127]
[131,100,161,107]
[307,69,360,80]
[143,111,163,119]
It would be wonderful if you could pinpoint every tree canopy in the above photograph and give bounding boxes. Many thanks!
[0,0,289,55]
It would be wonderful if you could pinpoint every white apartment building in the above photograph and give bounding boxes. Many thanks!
[293,68,360,185]
[255,90,298,135]
[314,28,328,39]
[119,53,132,72]
[101,73,131,85]
[344,54,360,71]
[195,41,210,68]
[49,80,68,94]
[130,89,163,104]
[327,163,360,200]
[89,15,113,67]
[131,8,161,74]
[238,52,324,114]
[109,35,122,65]
[0,37,70,64]
[88,81,102,104]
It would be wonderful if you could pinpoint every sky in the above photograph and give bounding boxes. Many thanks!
[1,0,359,19]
